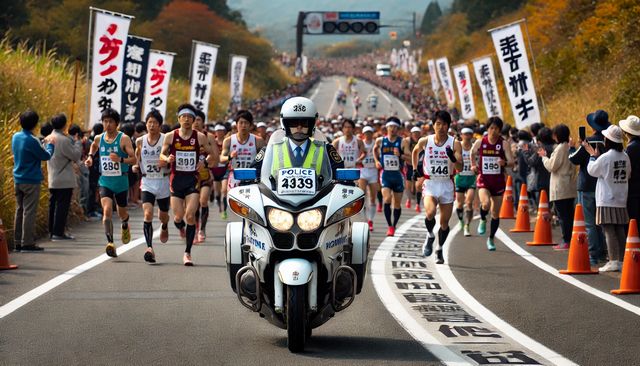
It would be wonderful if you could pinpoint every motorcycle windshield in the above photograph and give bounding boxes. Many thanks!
[260,129,334,205]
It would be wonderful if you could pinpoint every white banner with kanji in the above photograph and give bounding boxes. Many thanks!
[427,59,440,94]
[229,55,248,106]
[435,57,455,105]
[452,64,476,119]
[143,50,174,120]
[189,41,219,118]
[472,56,503,119]
[490,21,540,128]
[89,10,132,127]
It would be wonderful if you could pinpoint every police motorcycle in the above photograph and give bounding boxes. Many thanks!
[224,97,369,353]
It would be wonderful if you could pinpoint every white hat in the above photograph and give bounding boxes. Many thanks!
[363,126,374,133]
[214,124,226,132]
[231,121,237,127]
[266,126,276,133]
[256,122,267,128]
[331,119,339,124]
[602,124,623,143]
[461,127,474,134]
[410,127,421,133]
[620,115,640,136]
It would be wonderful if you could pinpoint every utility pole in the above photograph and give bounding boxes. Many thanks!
[412,12,416,39]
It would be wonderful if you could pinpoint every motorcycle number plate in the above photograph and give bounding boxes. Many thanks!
[277,168,315,195]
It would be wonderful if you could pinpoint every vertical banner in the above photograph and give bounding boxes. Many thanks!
[390,48,398,69]
[121,35,151,123]
[409,51,418,76]
[490,21,540,128]
[229,55,248,106]
[143,50,175,120]
[302,55,308,75]
[472,56,503,119]
[189,41,219,116]
[435,57,456,105]
[427,59,440,94]
[89,10,132,127]
[452,64,476,119]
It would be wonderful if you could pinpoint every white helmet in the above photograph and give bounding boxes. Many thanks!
[280,96,318,142]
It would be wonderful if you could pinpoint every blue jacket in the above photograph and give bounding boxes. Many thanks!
[12,129,55,184]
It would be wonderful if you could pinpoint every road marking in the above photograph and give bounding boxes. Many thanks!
[308,83,320,101]
[440,221,577,366]
[0,231,159,319]
[495,229,640,317]
[371,216,469,365]
[375,87,413,120]
[324,77,341,118]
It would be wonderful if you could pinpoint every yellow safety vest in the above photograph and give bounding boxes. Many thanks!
[272,138,324,178]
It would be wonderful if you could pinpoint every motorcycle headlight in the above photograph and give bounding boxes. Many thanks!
[326,197,365,226]
[297,209,323,232]
[268,208,294,232]
[228,198,265,225]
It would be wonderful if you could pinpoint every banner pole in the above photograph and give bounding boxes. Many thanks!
[522,18,547,119]
[69,57,80,126]
[85,8,94,130]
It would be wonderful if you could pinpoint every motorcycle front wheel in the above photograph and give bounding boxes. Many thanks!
[286,285,307,353]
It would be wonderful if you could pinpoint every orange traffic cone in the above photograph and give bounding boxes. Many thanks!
[612,219,640,294]
[499,175,515,219]
[510,184,533,232]
[559,204,597,274]
[526,190,556,246]
[0,219,18,270]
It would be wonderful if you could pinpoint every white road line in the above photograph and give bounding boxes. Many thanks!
[308,83,320,101]
[440,221,577,366]
[495,229,640,317]
[325,78,340,119]
[371,216,470,365]
[0,230,159,319]
[375,87,413,120]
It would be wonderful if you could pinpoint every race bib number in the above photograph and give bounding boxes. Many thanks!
[233,156,252,169]
[383,155,400,171]
[100,156,121,177]
[482,156,501,175]
[460,157,474,176]
[277,168,316,195]
[363,156,376,168]
[175,151,197,172]
[428,159,449,178]
[144,159,163,179]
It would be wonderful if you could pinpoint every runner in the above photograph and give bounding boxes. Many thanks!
[211,124,229,216]
[455,127,477,237]
[470,117,515,250]
[332,118,365,169]
[220,110,265,219]
[412,111,462,264]
[374,117,412,236]
[84,108,136,258]
[132,110,170,263]
[160,104,219,266]
[193,110,217,243]
[404,126,423,212]
[358,125,380,231]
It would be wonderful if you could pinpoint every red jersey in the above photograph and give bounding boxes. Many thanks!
[169,129,200,176]
[476,135,506,195]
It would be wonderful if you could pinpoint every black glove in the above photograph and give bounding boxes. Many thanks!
[445,146,457,163]
[412,169,420,181]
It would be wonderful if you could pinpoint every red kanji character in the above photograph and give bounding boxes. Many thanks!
[98,24,123,71]
[150,60,166,89]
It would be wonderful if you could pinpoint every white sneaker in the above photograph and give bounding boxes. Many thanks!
[599,261,621,272]
[463,225,471,237]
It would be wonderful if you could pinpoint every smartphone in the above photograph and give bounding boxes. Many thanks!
[579,126,586,141]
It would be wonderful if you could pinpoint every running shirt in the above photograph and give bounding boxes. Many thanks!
[422,135,454,180]
[197,131,212,182]
[362,140,376,169]
[458,144,474,176]
[380,136,403,172]
[169,129,200,176]
[476,135,507,195]
[338,136,359,168]
[98,132,129,193]
[230,134,257,170]
[140,133,170,198]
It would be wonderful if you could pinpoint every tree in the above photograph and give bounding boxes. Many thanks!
[451,0,526,31]
[420,1,443,36]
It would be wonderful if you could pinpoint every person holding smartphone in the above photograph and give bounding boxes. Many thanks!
[568,110,609,266]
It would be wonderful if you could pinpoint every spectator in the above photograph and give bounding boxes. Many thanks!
[620,115,640,222]
[584,125,630,272]
[539,124,576,251]
[514,130,532,208]
[86,123,103,220]
[68,124,90,221]
[569,110,609,265]
[525,127,554,209]
[11,110,56,251]
[47,113,83,240]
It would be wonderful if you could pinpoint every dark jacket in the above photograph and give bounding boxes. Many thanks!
[525,142,554,192]
[626,137,640,198]
[568,132,604,192]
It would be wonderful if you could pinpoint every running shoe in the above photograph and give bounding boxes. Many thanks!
[183,253,194,266]
[376,203,382,213]
[463,225,471,237]
[386,226,395,236]
[415,203,421,213]
[121,226,131,244]
[486,237,496,251]
[196,230,206,244]
[422,233,435,257]
[477,219,486,235]
[160,227,169,243]
[405,199,411,209]
[459,220,464,230]
[435,250,444,264]
[367,220,373,232]
[144,248,156,263]
[221,211,228,220]
[553,243,569,251]
[599,260,621,272]
[105,243,117,258]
